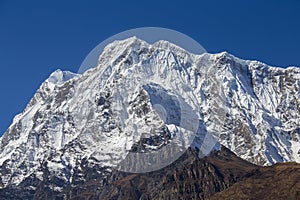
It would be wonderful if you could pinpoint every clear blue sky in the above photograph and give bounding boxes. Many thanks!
[0,0,300,135]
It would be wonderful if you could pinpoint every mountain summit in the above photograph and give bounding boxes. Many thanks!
[0,37,299,194]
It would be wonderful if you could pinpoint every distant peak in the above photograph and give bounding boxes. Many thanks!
[103,37,194,56]
[215,51,233,59]
[47,69,78,85]
[152,39,192,54]
[104,36,149,50]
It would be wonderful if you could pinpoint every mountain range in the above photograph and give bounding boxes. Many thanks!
[0,37,299,199]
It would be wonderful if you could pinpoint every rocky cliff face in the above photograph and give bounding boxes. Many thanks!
[0,147,299,200]
[0,147,257,199]
[0,37,299,197]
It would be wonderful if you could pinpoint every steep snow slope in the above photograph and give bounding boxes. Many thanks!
[0,37,299,189]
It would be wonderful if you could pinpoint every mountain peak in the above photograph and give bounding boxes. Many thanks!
[47,69,78,85]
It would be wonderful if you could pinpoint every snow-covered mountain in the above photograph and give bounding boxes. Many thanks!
[0,37,299,190]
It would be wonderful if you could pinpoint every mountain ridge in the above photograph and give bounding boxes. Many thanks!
[0,37,299,193]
